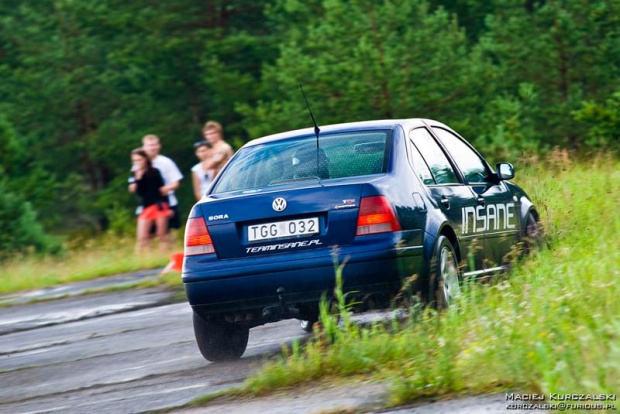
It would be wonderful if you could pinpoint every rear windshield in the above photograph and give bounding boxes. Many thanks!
[212,131,390,194]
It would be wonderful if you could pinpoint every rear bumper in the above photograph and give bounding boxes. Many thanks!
[183,236,425,315]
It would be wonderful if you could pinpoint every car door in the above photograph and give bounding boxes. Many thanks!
[408,127,484,272]
[431,126,521,269]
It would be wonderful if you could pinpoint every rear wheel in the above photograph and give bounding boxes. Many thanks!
[428,235,461,309]
[192,311,249,362]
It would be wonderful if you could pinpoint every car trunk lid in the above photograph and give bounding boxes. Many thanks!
[199,183,363,259]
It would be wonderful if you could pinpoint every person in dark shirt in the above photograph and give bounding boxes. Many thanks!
[128,148,172,252]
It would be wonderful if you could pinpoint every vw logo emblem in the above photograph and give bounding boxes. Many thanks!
[272,197,287,212]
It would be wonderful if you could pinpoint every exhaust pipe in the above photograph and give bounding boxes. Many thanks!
[262,287,300,321]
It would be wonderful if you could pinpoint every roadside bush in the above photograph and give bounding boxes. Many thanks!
[573,90,620,150]
[0,181,56,259]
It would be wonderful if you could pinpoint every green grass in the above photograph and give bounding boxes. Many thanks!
[0,235,181,295]
[0,271,186,308]
[241,151,620,406]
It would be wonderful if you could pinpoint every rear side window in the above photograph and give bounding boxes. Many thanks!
[409,128,459,185]
[213,131,389,194]
[408,141,435,185]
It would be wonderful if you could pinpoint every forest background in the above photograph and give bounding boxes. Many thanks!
[0,0,618,256]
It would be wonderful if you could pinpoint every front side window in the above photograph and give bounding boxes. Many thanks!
[432,127,490,184]
[409,128,459,185]
[213,131,389,194]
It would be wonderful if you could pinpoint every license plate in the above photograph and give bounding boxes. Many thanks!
[247,217,319,242]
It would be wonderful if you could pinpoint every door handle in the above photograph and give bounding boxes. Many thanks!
[440,196,450,209]
[477,196,486,206]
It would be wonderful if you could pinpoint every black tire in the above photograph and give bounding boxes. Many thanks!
[427,235,461,309]
[192,312,249,362]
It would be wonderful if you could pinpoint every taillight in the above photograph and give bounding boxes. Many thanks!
[356,196,401,236]
[185,217,216,256]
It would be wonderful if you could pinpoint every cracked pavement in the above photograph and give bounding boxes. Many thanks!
[0,289,305,414]
[0,282,525,414]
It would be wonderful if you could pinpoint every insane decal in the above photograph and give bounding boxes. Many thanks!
[461,203,515,234]
[245,239,322,254]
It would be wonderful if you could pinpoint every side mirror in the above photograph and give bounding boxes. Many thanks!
[496,163,515,180]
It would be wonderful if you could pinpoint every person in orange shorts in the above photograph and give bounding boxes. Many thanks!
[128,148,172,252]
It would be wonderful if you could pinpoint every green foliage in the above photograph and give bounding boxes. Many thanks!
[573,90,620,149]
[241,0,494,139]
[0,114,23,174]
[428,0,495,41]
[475,83,541,161]
[0,181,56,258]
[0,0,274,234]
[243,155,620,403]
[0,0,618,240]
[481,0,620,148]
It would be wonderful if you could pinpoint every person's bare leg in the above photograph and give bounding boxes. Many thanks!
[156,216,171,252]
[136,219,152,253]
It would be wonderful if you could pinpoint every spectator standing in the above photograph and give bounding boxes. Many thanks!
[191,140,214,201]
[128,149,171,252]
[142,134,183,229]
[201,121,233,178]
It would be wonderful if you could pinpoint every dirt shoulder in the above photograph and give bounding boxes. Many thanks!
[171,381,525,414]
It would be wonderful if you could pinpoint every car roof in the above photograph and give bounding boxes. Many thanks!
[242,118,449,148]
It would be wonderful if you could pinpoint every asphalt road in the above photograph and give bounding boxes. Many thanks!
[0,282,525,414]
[0,290,305,414]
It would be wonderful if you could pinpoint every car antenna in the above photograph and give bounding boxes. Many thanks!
[299,84,321,181]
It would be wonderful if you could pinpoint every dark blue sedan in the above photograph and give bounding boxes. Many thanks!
[183,119,540,361]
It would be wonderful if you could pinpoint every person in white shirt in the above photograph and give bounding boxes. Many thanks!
[191,140,214,200]
[142,134,183,229]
